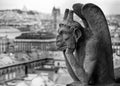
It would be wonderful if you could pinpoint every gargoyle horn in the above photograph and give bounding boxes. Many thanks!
[66,10,73,22]
[63,9,69,20]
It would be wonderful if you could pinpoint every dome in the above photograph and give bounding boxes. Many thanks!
[30,76,45,86]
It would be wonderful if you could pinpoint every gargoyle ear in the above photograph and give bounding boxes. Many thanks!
[74,29,82,42]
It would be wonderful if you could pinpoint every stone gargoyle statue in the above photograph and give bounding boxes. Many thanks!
[56,3,119,86]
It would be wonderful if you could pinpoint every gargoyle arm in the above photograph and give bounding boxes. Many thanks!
[63,51,80,81]
[65,48,88,83]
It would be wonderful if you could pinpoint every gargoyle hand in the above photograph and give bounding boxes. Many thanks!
[65,48,75,54]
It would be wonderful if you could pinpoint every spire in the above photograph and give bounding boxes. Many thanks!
[22,5,27,11]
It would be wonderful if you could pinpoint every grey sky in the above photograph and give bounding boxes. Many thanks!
[0,0,120,15]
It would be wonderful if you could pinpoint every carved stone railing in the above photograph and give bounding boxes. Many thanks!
[0,58,54,84]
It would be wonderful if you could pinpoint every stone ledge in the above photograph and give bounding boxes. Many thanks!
[66,83,120,86]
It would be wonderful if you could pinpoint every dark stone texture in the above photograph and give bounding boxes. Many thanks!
[66,83,120,86]
[56,2,115,86]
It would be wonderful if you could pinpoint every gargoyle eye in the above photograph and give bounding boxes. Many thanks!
[58,30,62,34]
[59,30,69,35]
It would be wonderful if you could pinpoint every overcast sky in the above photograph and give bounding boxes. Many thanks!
[0,0,120,15]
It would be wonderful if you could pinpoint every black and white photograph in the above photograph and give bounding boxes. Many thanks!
[0,0,120,86]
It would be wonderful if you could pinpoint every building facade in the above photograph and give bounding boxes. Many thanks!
[14,39,56,52]
[112,38,120,55]
[0,36,9,53]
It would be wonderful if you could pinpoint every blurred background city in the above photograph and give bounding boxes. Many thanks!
[0,0,120,86]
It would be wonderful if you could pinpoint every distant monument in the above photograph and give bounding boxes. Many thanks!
[52,7,61,31]
[52,7,61,16]
[56,3,120,86]
[22,5,27,11]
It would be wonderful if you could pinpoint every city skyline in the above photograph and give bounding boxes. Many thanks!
[0,0,120,15]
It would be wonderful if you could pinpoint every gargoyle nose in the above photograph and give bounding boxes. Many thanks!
[56,35,62,42]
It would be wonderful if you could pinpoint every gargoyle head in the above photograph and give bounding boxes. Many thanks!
[56,9,83,50]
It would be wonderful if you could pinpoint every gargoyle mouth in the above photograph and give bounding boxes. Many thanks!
[57,46,67,51]
[56,41,67,50]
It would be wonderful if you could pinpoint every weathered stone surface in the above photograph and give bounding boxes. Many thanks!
[56,2,115,86]
[66,83,120,86]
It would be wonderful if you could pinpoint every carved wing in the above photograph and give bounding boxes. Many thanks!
[73,3,114,79]
[73,3,111,41]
